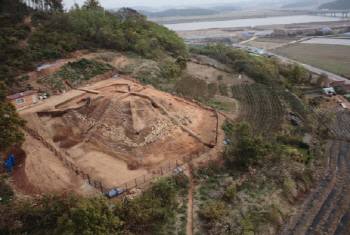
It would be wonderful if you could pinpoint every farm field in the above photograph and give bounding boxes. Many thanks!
[271,43,350,77]
[280,140,350,235]
[301,38,350,46]
[316,108,350,140]
[231,83,285,138]
[244,37,297,50]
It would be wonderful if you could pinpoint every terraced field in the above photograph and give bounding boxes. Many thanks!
[326,109,350,140]
[280,140,350,235]
[231,83,285,138]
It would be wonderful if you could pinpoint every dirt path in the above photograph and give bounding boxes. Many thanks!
[279,140,350,235]
[239,36,257,45]
[186,163,195,235]
[18,14,35,47]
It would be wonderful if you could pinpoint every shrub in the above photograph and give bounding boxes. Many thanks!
[201,201,226,221]
[224,184,237,202]
[219,84,228,96]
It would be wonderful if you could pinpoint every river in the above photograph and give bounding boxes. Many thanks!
[163,15,344,31]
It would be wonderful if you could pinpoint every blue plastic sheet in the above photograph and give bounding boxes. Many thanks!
[37,62,62,72]
[8,154,15,165]
[4,160,12,171]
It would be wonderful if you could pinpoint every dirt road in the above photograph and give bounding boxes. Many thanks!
[186,164,195,235]
[279,140,350,235]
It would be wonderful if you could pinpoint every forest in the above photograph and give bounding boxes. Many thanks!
[0,0,188,88]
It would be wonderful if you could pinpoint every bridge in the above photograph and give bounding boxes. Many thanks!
[280,9,350,18]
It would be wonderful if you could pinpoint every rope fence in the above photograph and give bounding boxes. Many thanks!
[104,144,213,193]
[22,124,215,195]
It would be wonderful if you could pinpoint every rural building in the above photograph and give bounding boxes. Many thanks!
[255,30,273,36]
[322,87,336,95]
[272,29,286,37]
[330,81,350,93]
[321,27,332,32]
[5,90,38,109]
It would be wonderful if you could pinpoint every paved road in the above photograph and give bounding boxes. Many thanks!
[232,44,350,84]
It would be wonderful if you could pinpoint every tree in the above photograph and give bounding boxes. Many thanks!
[225,122,266,168]
[175,56,187,70]
[82,0,103,10]
[54,196,124,235]
[0,82,26,152]
[314,108,335,132]
[49,0,64,12]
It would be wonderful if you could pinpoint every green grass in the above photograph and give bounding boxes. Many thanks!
[219,84,228,96]
[208,96,238,114]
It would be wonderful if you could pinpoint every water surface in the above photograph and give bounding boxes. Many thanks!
[164,15,344,31]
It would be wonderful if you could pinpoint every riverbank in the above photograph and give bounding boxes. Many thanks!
[176,19,350,37]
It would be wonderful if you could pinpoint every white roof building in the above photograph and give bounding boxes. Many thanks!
[322,87,335,95]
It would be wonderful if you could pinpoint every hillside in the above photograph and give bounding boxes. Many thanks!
[2,1,350,235]
[139,6,242,18]
[139,8,218,18]
[319,0,350,9]
[0,0,187,92]
[282,0,325,9]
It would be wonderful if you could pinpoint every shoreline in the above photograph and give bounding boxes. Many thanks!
[176,19,350,37]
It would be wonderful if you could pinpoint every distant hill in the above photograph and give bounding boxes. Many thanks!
[282,0,319,8]
[110,6,157,12]
[319,0,350,9]
[139,8,219,18]
[282,0,330,9]
[208,5,242,12]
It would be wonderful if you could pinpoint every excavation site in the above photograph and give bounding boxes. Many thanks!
[17,77,220,194]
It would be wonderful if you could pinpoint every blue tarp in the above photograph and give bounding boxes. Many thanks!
[242,33,252,37]
[8,154,15,165]
[4,160,12,171]
[112,74,119,78]
[321,27,332,31]
[37,62,64,72]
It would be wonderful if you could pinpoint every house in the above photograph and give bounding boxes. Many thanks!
[272,29,286,37]
[321,27,332,32]
[322,87,336,95]
[5,90,38,109]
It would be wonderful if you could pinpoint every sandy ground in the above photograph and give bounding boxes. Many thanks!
[18,134,98,196]
[185,61,252,85]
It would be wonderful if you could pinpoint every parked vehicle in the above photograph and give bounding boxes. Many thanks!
[105,188,124,199]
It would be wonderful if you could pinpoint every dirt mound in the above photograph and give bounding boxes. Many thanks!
[19,78,219,192]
